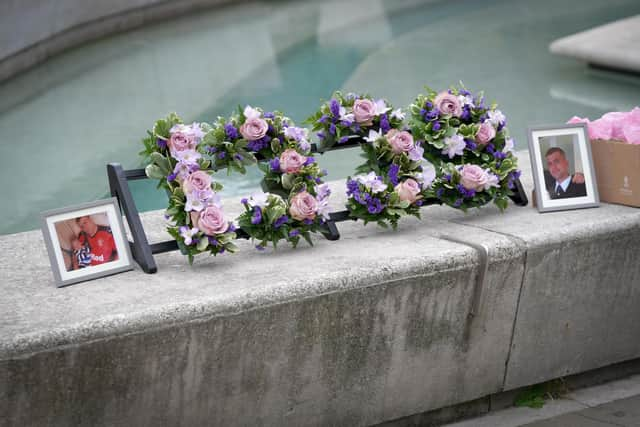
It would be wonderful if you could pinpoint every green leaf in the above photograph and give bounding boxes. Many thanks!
[145,164,165,180]
[281,173,295,190]
[150,152,171,175]
[197,238,209,251]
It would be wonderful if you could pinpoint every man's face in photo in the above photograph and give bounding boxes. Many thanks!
[546,151,570,182]
[77,216,98,236]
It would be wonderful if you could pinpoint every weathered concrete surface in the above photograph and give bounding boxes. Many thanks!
[0,188,524,425]
[2,150,640,426]
[550,15,640,73]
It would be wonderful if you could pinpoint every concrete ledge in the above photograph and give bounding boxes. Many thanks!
[2,151,640,426]
[549,15,640,74]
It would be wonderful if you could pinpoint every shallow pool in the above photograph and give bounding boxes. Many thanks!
[1,0,640,234]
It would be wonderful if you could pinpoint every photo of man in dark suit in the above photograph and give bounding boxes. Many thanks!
[544,147,587,199]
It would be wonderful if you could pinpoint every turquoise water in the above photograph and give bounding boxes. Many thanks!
[1,0,640,234]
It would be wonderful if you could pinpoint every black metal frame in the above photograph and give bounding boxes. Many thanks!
[107,139,528,273]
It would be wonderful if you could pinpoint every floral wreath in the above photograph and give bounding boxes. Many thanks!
[306,91,405,149]
[408,84,521,211]
[345,118,437,228]
[140,113,237,264]
[235,109,332,249]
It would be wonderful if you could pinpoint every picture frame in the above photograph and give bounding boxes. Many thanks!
[527,123,599,213]
[41,198,133,287]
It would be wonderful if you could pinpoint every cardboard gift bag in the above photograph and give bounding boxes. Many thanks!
[590,139,640,207]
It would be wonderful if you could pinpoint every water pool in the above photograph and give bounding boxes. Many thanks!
[1,0,640,235]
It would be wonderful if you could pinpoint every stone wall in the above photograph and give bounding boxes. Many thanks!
[2,151,640,426]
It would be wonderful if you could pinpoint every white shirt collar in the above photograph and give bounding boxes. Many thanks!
[556,176,572,192]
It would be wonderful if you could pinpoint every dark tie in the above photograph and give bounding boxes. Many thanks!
[556,186,565,197]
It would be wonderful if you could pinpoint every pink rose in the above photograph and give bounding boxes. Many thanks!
[289,191,317,221]
[280,149,307,174]
[168,128,198,156]
[182,170,212,195]
[395,179,421,203]
[387,129,414,153]
[434,91,462,117]
[475,122,496,145]
[240,117,269,141]
[460,164,489,191]
[353,99,376,124]
[191,205,228,236]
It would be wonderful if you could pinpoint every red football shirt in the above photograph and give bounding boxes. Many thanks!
[79,229,118,266]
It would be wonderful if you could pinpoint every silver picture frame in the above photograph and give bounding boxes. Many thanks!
[527,123,599,213]
[41,198,133,287]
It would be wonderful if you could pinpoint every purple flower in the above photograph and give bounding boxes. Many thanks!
[218,152,226,159]
[432,122,441,131]
[264,112,275,119]
[251,206,262,225]
[208,237,219,246]
[269,157,280,172]
[317,114,329,124]
[304,156,315,166]
[234,154,244,161]
[380,114,390,134]
[225,123,239,140]
[415,200,424,206]
[340,120,353,127]
[167,172,177,182]
[460,89,471,96]
[228,223,236,232]
[444,174,452,182]
[456,184,476,198]
[497,122,505,132]
[289,229,300,237]
[388,163,400,186]
[436,188,444,198]
[329,99,341,117]
[425,101,433,109]
[241,198,248,205]
[156,138,167,149]
[493,151,507,160]
[460,106,471,121]
[317,131,326,140]
[367,197,384,214]
[255,244,265,251]
[207,146,217,153]
[339,136,349,144]
[424,110,438,121]
[486,143,495,154]
[329,123,336,135]
[303,218,314,225]
[274,215,289,228]
[454,198,463,207]
[465,138,477,150]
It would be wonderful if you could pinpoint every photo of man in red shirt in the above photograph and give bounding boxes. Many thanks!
[76,215,119,266]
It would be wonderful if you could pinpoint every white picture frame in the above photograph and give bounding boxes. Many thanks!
[527,123,599,213]
[41,198,133,287]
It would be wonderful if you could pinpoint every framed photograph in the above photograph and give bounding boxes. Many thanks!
[528,123,599,213]
[41,198,133,287]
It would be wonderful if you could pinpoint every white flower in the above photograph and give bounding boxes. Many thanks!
[316,197,331,220]
[338,106,354,123]
[356,172,387,193]
[504,137,515,153]
[442,134,466,159]
[419,162,436,189]
[487,109,506,127]
[250,191,269,208]
[173,149,202,164]
[179,227,199,245]
[484,171,500,190]
[374,99,391,116]
[390,108,405,121]
[243,105,262,120]
[364,129,382,143]
[458,95,475,108]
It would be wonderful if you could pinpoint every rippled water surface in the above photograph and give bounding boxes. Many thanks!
[1,0,640,234]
